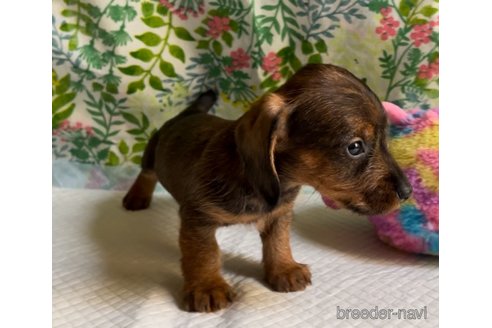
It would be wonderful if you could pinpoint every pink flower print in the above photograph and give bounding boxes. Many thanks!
[272,71,282,81]
[380,7,392,17]
[226,48,251,73]
[160,0,172,9]
[430,58,439,76]
[418,59,439,80]
[262,52,282,73]
[207,16,231,39]
[60,120,70,129]
[53,120,94,139]
[262,52,283,81]
[430,16,439,27]
[175,8,187,20]
[375,16,400,41]
[231,48,250,68]
[418,64,432,80]
[383,16,400,29]
[159,0,204,21]
[410,23,433,47]
[376,25,397,40]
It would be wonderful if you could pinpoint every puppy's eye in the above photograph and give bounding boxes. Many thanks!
[347,140,365,157]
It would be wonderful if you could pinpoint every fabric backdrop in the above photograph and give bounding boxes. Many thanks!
[52,0,439,189]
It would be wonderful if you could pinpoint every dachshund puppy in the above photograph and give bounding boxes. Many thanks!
[123,64,412,312]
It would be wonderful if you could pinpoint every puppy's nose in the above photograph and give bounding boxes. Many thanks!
[396,181,412,201]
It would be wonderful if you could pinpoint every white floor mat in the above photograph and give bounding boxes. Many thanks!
[53,187,438,327]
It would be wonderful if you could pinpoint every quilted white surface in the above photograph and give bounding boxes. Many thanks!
[53,187,438,327]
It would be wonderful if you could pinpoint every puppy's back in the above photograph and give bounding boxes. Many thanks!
[151,91,233,203]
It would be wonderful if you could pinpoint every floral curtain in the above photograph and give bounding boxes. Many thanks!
[52,0,438,189]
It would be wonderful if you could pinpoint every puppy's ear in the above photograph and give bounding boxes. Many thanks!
[235,93,285,209]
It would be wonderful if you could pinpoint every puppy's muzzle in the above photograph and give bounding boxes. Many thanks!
[395,176,412,201]
[386,152,413,202]
[393,172,413,202]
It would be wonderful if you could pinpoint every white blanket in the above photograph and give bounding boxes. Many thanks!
[53,187,438,327]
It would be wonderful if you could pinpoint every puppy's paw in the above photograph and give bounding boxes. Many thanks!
[183,282,235,312]
[122,193,151,211]
[266,263,312,292]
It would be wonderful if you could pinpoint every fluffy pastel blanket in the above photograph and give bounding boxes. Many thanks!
[323,102,438,255]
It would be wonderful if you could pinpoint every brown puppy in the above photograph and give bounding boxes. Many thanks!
[123,64,412,312]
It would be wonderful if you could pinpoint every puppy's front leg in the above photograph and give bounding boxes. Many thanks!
[179,211,235,312]
[260,212,311,292]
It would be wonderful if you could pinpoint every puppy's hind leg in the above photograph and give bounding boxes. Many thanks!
[179,209,235,312]
[123,169,157,210]
[123,133,159,211]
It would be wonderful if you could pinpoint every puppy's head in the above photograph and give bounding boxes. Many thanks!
[235,64,412,215]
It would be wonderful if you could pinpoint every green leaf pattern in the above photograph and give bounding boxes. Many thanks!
[53,0,438,167]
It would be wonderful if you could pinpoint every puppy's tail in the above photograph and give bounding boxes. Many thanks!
[181,90,218,115]
[141,130,159,171]
[141,90,217,171]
